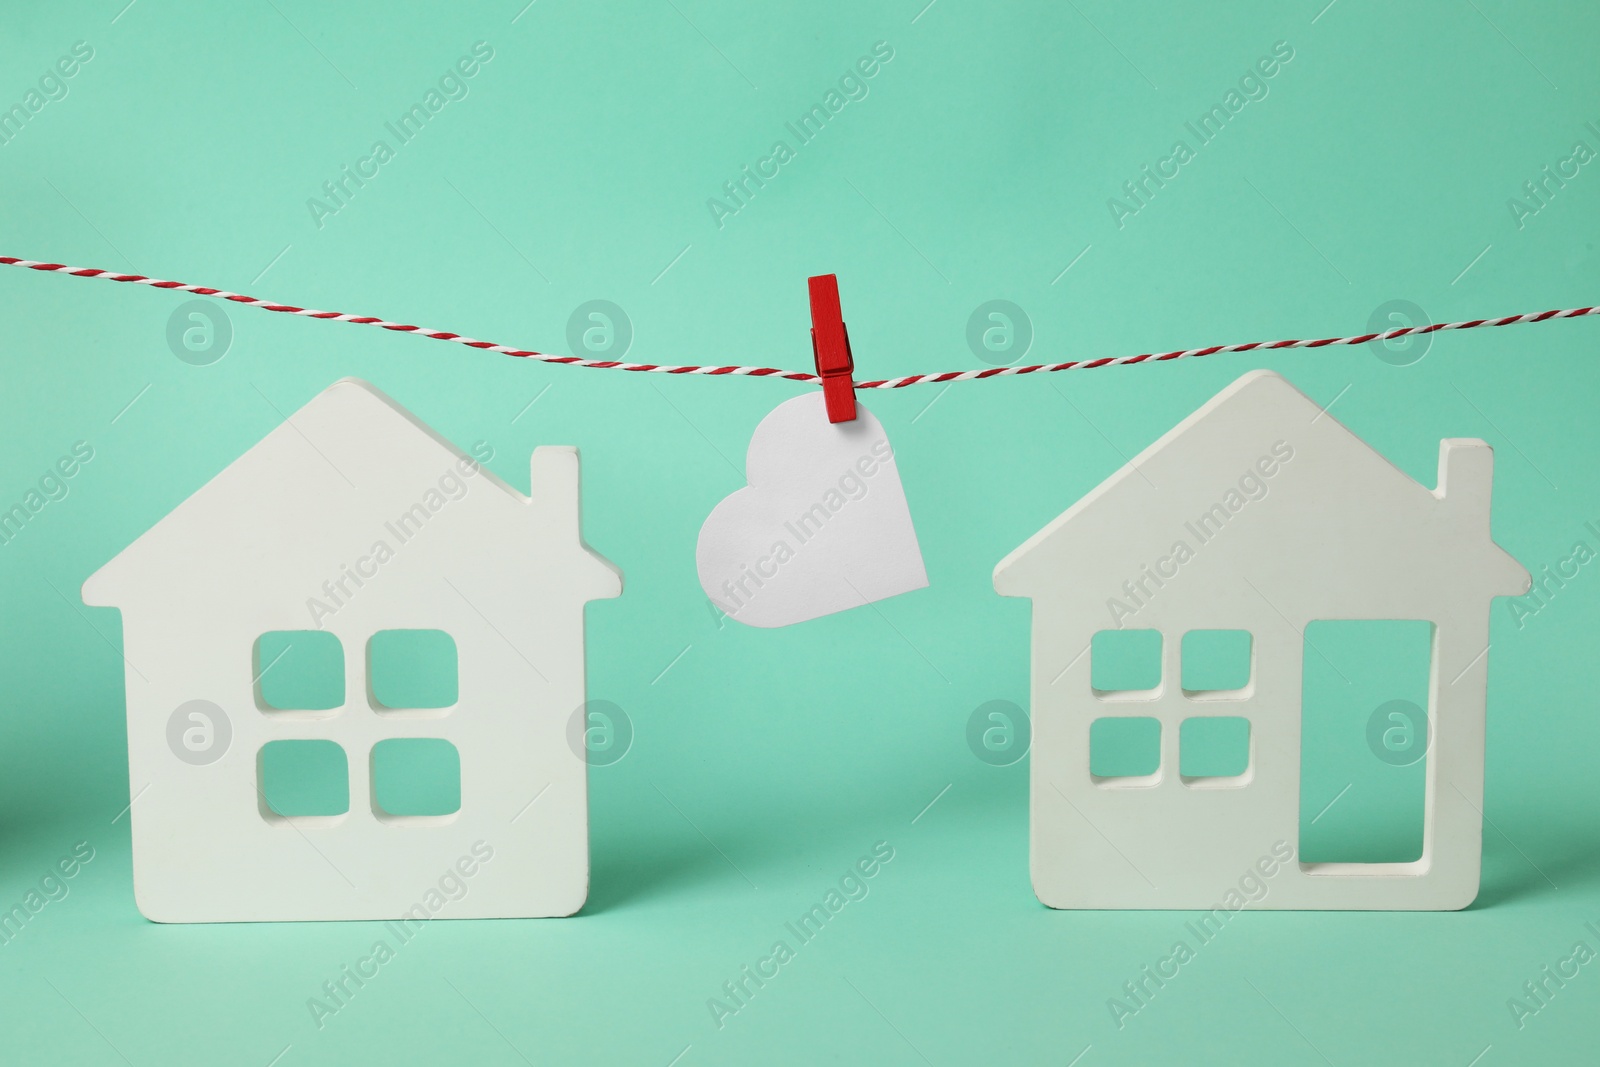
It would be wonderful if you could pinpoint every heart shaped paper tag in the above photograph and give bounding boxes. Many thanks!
[696,392,928,627]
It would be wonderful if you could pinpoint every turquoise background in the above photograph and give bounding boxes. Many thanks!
[3,0,1598,1063]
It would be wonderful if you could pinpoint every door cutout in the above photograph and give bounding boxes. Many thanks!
[1299,620,1433,864]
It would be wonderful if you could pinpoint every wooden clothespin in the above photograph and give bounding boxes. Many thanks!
[808,273,856,423]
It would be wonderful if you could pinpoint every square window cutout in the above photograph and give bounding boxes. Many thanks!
[1180,716,1251,782]
[1090,717,1161,780]
[1182,630,1252,693]
[1091,630,1161,694]
[368,630,458,710]
[255,631,344,711]
[258,740,349,818]
[372,738,461,817]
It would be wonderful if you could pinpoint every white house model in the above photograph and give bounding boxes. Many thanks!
[83,378,620,922]
[994,370,1529,910]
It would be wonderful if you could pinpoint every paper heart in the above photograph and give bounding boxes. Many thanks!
[696,392,928,628]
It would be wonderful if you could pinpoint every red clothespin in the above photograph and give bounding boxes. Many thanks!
[808,273,856,423]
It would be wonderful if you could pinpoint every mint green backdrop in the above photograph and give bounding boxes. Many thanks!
[2,1,1597,1064]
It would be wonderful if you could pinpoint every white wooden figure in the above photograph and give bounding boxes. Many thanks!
[83,378,620,922]
[995,370,1529,910]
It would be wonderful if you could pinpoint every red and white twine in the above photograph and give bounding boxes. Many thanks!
[4,255,1596,389]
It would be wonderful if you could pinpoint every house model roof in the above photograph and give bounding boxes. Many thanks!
[83,378,618,610]
[994,369,1529,616]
